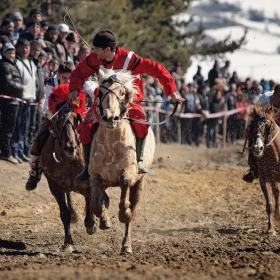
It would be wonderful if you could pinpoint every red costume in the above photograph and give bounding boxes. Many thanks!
[69,46,177,144]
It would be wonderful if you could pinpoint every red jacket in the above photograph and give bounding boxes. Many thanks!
[69,46,177,102]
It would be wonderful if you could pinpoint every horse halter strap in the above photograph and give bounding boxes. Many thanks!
[98,75,130,119]
[256,116,278,147]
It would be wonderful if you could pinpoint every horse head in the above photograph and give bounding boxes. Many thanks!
[52,103,82,159]
[98,68,138,129]
[250,104,277,157]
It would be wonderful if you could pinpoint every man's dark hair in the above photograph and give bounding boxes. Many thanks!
[31,40,42,49]
[16,39,31,48]
[58,61,75,74]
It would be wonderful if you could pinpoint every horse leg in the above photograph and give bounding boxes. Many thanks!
[91,174,103,217]
[272,181,280,227]
[99,190,111,230]
[83,189,97,235]
[66,192,79,223]
[50,186,74,252]
[121,177,144,255]
[119,168,134,224]
[260,177,276,235]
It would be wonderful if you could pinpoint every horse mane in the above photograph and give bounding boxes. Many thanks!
[250,103,275,121]
[99,68,138,95]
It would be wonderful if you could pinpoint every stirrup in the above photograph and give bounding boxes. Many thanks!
[75,165,89,181]
[137,161,148,174]
[242,169,255,183]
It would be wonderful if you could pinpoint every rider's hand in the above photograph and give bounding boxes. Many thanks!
[170,92,185,104]
[69,90,78,101]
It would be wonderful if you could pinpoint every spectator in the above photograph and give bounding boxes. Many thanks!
[11,12,24,45]
[11,39,36,162]
[44,25,65,60]
[48,56,60,78]
[220,60,231,83]
[208,60,221,88]
[0,43,26,164]
[65,32,76,62]
[226,83,237,144]
[235,93,246,140]
[29,40,45,148]
[252,84,263,104]
[193,65,205,88]
[207,90,223,148]
[20,20,41,41]
[229,71,240,85]
[29,8,43,22]
[43,61,75,115]
[170,61,183,82]
[0,18,14,44]
[38,49,49,80]
[73,43,91,66]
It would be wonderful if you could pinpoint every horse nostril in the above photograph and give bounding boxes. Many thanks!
[113,116,119,123]
[260,146,264,151]
[102,116,108,122]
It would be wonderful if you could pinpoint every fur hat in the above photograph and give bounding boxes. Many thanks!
[92,29,116,49]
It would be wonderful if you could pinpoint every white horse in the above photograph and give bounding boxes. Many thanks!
[89,69,155,254]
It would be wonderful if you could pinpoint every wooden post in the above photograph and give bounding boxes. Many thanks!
[222,103,227,148]
[155,110,160,144]
[177,119,181,145]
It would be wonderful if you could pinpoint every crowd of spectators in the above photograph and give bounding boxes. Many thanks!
[0,8,91,164]
[142,59,278,148]
[0,8,278,166]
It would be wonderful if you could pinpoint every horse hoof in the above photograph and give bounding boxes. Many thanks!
[266,230,277,236]
[86,225,97,235]
[71,213,79,223]
[99,218,111,230]
[61,244,75,253]
[121,246,133,255]
[119,209,132,224]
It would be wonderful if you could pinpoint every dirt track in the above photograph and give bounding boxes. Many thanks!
[1,142,280,280]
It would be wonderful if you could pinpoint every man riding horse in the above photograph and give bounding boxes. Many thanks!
[243,84,280,183]
[69,29,184,181]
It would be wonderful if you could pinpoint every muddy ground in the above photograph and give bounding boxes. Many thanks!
[1,141,280,280]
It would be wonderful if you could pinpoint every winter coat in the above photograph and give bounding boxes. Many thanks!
[0,56,24,105]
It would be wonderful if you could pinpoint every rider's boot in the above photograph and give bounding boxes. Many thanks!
[25,154,42,191]
[136,137,148,174]
[242,150,259,183]
[75,143,91,181]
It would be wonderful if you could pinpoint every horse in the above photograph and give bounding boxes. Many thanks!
[40,103,96,251]
[89,69,156,254]
[249,103,280,235]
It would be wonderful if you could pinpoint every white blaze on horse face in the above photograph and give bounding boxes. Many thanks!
[253,136,264,157]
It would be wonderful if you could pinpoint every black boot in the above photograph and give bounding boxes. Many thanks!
[25,155,42,191]
[26,176,40,191]
[136,137,148,174]
[242,169,258,183]
[75,143,91,181]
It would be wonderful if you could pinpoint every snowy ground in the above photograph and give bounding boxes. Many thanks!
[182,0,280,83]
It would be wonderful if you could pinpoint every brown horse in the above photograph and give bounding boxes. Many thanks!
[40,104,96,251]
[250,104,280,235]
[89,69,156,254]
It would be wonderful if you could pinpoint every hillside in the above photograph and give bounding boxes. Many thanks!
[179,0,280,83]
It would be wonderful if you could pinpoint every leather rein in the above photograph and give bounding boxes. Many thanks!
[51,107,81,163]
[98,75,179,125]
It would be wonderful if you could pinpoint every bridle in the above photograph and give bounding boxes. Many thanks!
[51,105,81,162]
[98,75,131,122]
[252,115,279,150]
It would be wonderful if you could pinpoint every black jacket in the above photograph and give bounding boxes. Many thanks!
[0,56,24,104]
[31,57,45,102]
